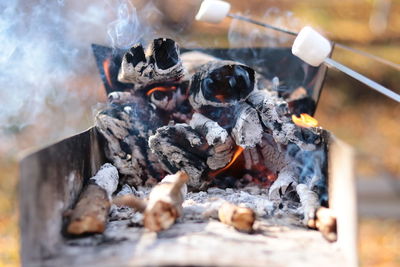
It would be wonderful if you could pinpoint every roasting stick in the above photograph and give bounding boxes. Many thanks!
[227,14,400,72]
[195,0,400,103]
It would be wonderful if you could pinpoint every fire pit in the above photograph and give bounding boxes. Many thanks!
[19,39,357,266]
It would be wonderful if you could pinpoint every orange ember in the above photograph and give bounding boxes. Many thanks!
[146,86,177,96]
[215,94,225,102]
[210,146,244,177]
[292,113,318,128]
[103,58,113,87]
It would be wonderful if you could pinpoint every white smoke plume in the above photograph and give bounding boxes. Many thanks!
[0,0,161,156]
[228,7,302,48]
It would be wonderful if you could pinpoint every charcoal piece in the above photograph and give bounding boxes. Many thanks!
[246,90,317,151]
[189,61,256,110]
[269,164,299,201]
[189,113,234,170]
[108,91,135,104]
[231,103,263,148]
[148,85,188,112]
[95,100,167,187]
[118,38,184,87]
[148,123,209,189]
[127,44,146,67]
[151,38,179,70]
[258,133,289,173]
[288,97,316,116]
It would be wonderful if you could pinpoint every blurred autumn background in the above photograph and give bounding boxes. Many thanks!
[0,0,399,266]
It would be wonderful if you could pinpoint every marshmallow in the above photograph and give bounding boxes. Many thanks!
[292,26,332,67]
[195,0,231,24]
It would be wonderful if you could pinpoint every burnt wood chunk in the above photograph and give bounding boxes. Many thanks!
[148,124,209,188]
[118,38,184,87]
[66,184,110,235]
[95,99,167,187]
[189,113,234,170]
[66,163,118,235]
[189,61,256,110]
[231,103,263,148]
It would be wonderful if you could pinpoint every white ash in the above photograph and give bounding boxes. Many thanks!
[110,185,148,222]
[116,184,135,197]
[183,187,274,220]
[89,163,119,199]
[296,184,320,224]
[268,164,298,200]
[231,103,263,148]
[246,90,316,151]
[108,92,135,104]
[189,113,234,170]
[190,113,228,146]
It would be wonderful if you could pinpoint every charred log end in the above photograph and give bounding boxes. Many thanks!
[152,38,180,70]
[144,200,179,232]
[202,64,255,104]
[128,44,146,67]
[66,184,111,235]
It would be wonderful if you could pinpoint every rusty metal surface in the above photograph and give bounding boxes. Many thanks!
[19,127,105,265]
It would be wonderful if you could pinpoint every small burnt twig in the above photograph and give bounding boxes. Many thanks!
[218,202,256,233]
[113,171,189,232]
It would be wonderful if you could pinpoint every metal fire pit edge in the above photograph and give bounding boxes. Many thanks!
[19,127,357,266]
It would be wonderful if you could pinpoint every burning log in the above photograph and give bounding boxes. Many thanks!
[149,124,209,188]
[189,61,256,110]
[218,202,256,233]
[95,98,167,187]
[118,38,185,87]
[66,163,118,235]
[189,113,234,170]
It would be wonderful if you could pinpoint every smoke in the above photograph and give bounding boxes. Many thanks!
[287,143,327,203]
[0,0,161,155]
[228,8,301,48]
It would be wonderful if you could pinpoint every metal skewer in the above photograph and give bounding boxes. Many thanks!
[226,13,400,103]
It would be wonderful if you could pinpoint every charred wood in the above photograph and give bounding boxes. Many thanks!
[66,164,118,235]
[118,38,184,87]
[148,123,209,188]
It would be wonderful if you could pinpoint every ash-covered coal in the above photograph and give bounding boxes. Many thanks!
[95,38,328,224]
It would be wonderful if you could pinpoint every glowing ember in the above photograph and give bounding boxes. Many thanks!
[292,113,318,128]
[214,95,225,102]
[210,146,244,177]
[103,58,113,87]
[146,86,177,96]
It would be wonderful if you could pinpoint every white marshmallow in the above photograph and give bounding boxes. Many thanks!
[195,0,231,24]
[292,26,332,67]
